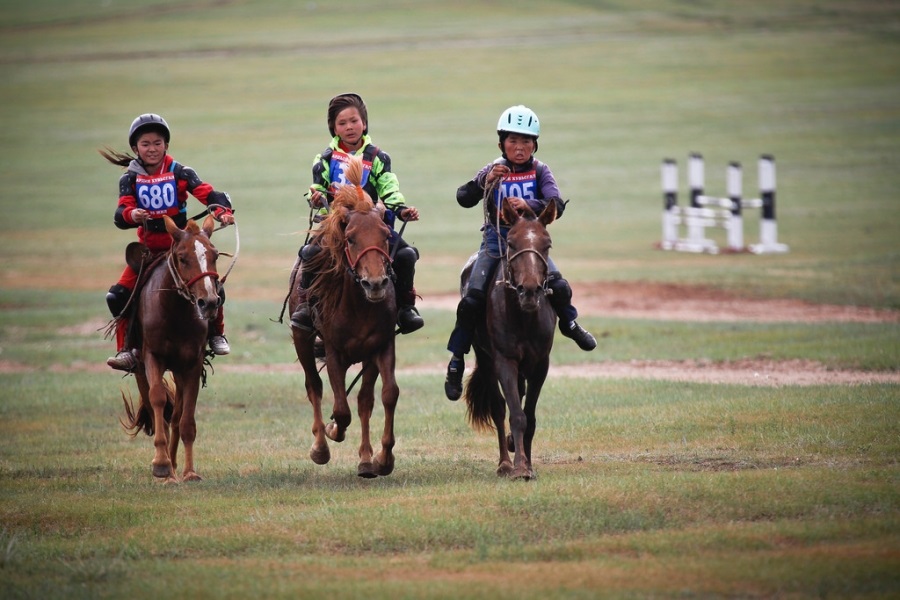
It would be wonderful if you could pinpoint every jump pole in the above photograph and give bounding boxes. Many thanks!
[660,154,789,254]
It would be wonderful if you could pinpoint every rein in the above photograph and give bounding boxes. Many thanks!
[167,252,219,305]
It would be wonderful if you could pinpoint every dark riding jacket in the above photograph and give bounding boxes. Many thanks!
[113,154,233,252]
[456,156,567,229]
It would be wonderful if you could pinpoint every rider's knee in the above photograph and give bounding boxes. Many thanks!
[106,284,131,317]
[547,272,572,303]
[456,289,486,325]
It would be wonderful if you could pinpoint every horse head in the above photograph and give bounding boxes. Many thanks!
[164,214,221,321]
[342,205,393,302]
[501,197,556,312]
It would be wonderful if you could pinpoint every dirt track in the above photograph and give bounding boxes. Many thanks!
[8,282,897,386]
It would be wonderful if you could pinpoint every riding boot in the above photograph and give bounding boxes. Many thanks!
[289,286,315,331]
[106,283,137,371]
[444,289,486,401]
[290,244,320,331]
[397,287,424,334]
[547,273,597,351]
[107,318,138,371]
[444,355,465,401]
[208,306,230,355]
[392,245,424,334]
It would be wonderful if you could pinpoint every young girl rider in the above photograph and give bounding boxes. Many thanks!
[290,93,424,335]
[444,105,596,401]
[101,113,235,371]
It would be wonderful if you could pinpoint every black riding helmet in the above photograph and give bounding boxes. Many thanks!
[128,113,171,148]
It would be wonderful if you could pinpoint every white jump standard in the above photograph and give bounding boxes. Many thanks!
[660,153,789,254]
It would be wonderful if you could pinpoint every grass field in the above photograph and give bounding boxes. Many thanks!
[1,1,898,598]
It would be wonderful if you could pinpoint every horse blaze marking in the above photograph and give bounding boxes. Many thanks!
[193,240,216,296]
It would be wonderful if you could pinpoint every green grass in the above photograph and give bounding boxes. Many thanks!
[1,0,898,597]
[1,373,898,598]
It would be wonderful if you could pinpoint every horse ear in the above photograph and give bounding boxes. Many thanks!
[538,200,557,227]
[164,215,183,239]
[501,197,520,225]
[201,214,216,238]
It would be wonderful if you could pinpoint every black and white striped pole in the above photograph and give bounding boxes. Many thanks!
[749,155,789,254]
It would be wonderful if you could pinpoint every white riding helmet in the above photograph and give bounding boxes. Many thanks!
[497,105,540,138]
[128,113,170,148]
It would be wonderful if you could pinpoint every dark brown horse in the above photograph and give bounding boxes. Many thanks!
[121,215,222,483]
[463,198,557,480]
[288,155,399,478]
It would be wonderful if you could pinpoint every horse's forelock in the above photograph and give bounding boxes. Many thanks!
[185,219,201,235]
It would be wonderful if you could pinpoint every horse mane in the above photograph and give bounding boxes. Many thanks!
[307,155,380,322]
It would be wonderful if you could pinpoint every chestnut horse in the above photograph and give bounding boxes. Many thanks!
[463,198,557,480]
[288,155,399,478]
[120,215,222,483]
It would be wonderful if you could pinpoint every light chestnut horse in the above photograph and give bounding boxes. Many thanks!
[121,215,221,483]
[288,155,399,478]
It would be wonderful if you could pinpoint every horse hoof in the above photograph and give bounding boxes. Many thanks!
[374,454,394,477]
[152,463,173,479]
[357,462,377,478]
[182,471,202,482]
[497,462,514,477]
[310,445,330,465]
[511,467,534,481]
[324,422,345,443]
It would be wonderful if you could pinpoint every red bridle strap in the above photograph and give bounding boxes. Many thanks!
[344,242,392,270]
[183,271,220,287]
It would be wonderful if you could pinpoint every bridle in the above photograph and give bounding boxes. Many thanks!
[344,240,394,284]
[167,243,220,307]
[504,243,550,295]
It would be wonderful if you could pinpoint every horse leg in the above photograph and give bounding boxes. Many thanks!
[374,350,398,477]
[324,361,351,443]
[355,363,378,478]
[521,362,549,479]
[293,329,329,465]
[174,369,203,482]
[144,357,176,482]
[496,358,531,480]
[306,371,329,465]
[167,379,183,476]
[493,401,513,477]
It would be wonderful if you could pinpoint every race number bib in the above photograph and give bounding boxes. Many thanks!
[135,172,178,216]
[329,150,373,190]
[495,170,537,207]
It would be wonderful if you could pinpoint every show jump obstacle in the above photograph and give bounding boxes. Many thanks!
[660,153,789,254]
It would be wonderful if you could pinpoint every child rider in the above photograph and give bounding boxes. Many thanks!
[444,105,596,401]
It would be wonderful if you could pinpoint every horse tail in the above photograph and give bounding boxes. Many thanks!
[119,378,175,437]
[464,347,502,433]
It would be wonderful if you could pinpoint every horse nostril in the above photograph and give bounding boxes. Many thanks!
[197,299,207,310]
[360,279,372,291]
[516,284,526,296]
